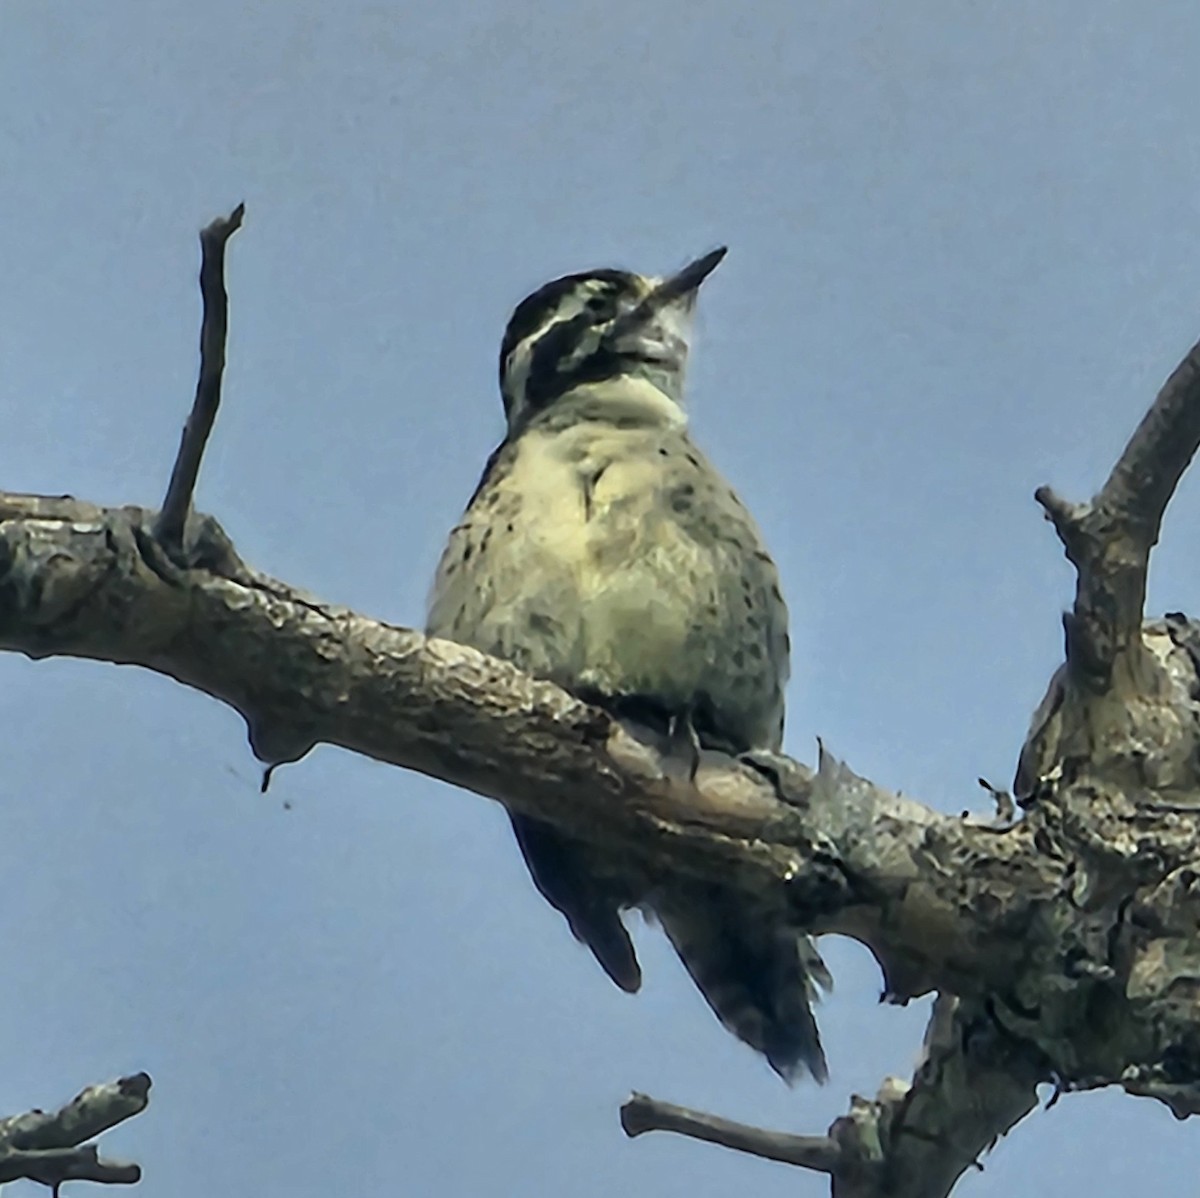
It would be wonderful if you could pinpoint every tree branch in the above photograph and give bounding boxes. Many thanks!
[0,1073,150,1192]
[1033,332,1200,689]
[0,489,1050,998]
[9,210,1200,1198]
[4,489,1200,1119]
[1018,336,1200,843]
[0,1147,140,1191]
[621,1092,839,1172]
[154,203,244,556]
[621,996,1044,1198]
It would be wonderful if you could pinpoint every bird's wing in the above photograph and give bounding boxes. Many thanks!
[508,813,642,993]
[426,434,642,996]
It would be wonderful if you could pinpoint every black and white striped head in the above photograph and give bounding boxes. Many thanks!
[498,248,726,433]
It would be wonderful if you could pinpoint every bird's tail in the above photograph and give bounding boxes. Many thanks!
[655,883,830,1083]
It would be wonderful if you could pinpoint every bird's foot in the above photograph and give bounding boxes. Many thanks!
[665,710,703,781]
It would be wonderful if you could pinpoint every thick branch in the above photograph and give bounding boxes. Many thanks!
[11,211,1200,1198]
[862,996,1043,1198]
[0,1147,140,1190]
[8,489,1200,1125]
[1018,333,1200,851]
[1033,332,1200,687]
[0,1073,151,1151]
[0,490,1048,1001]
[0,1073,150,1191]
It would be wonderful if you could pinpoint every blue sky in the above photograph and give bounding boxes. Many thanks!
[3,3,1200,1195]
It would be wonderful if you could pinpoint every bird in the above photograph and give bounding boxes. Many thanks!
[425,249,830,1082]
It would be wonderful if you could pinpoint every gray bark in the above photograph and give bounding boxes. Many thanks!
[0,1073,150,1191]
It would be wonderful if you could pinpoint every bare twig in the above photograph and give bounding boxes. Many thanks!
[154,203,245,555]
[621,1093,838,1172]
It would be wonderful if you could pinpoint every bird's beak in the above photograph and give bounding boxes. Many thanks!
[607,247,727,342]
[651,246,728,306]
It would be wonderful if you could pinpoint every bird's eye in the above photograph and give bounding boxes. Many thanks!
[585,294,610,314]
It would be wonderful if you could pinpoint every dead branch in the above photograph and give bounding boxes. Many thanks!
[0,1073,150,1193]
[6,209,1200,1198]
[0,489,1049,997]
[622,997,1044,1198]
[154,203,244,556]
[621,1092,839,1171]
[1035,334,1200,687]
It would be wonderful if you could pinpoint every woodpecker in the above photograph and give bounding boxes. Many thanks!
[426,250,829,1081]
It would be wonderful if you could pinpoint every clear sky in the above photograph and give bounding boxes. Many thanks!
[2,3,1199,1196]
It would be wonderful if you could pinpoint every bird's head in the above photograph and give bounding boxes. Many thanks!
[498,248,726,433]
